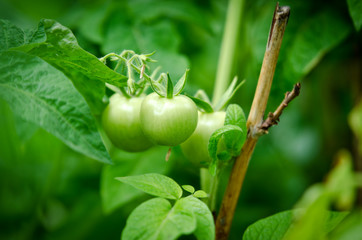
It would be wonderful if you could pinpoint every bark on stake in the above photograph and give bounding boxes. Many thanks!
[215,3,290,239]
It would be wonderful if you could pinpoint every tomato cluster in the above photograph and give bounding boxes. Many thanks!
[102,92,199,151]
[99,51,232,168]
[102,94,154,152]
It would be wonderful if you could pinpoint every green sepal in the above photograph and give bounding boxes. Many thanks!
[174,69,189,96]
[186,94,214,113]
[214,77,245,111]
[166,73,174,98]
[194,89,212,104]
[149,79,166,97]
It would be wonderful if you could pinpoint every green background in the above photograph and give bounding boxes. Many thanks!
[0,0,361,239]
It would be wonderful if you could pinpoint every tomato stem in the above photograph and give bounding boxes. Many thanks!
[166,73,174,98]
[208,169,221,212]
[212,0,244,105]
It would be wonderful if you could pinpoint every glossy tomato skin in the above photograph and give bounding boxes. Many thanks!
[102,94,153,152]
[181,111,226,167]
[140,93,198,146]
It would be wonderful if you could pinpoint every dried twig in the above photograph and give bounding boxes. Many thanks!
[215,3,291,239]
[259,82,301,132]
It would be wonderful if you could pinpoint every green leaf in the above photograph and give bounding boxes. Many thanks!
[243,210,348,240]
[243,210,294,240]
[284,192,349,240]
[347,0,362,31]
[174,69,189,95]
[224,104,247,155]
[101,147,170,214]
[121,198,196,240]
[214,77,245,111]
[208,125,243,163]
[187,94,214,113]
[183,196,215,240]
[325,150,356,210]
[330,210,362,240]
[182,185,195,194]
[283,10,351,83]
[11,19,127,115]
[225,104,247,133]
[0,20,25,51]
[193,190,208,199]
[166,73,174,98]
[0,51,111,163]
[116,173,183,200]
[122,196,214,240]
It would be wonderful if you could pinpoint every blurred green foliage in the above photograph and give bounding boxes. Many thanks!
[0,0,361,239]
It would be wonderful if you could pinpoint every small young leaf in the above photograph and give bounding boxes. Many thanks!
[186,94,214,113]
[208,125,243,162]
[166,73,174,98]
[223,129,245,156]
[121,198,196,240]
[182,185,195,194]
[223,104,247,156]
[174,69,189,95]
[193,190,208,199]
[214,77,245,111]
[225,104,247,131]
[116,173,183,200]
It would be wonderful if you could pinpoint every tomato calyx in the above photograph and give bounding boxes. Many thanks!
[187,77,245,114]
[148,69,189,98]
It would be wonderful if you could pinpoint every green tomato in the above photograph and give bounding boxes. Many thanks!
[181,111,226,167]
[102,94,153,152]
[140,93,198,146]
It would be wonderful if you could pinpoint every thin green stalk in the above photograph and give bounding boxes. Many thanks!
[208,170,221,212]
[200,168,212,193]
[212,0,244,105]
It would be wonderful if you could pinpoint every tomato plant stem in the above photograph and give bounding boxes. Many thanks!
[203,0,244,213]
[212,0,244,105]
[200,168,212,193]
[208,169,221,212]
[215,3,290,239]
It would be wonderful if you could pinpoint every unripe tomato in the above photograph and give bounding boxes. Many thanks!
[181,111,226,167]
[140,93,198,146]
[102,94,153,152]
